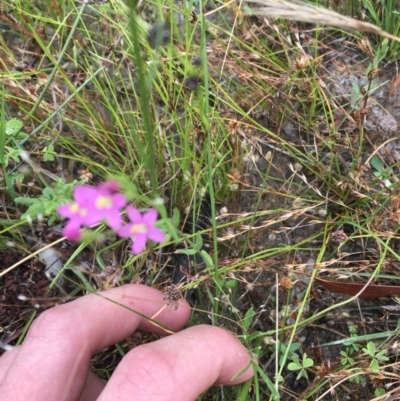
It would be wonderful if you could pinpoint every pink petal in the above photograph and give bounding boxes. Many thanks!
[142,208,158,225]
[83,208,104,226]
[147,226,165,243]
[57,203,74,218]
[99,180,121,192]
[126,206,142,224]
[132,233,147,254]
[74,185,99,205]
[112,193,127,209]
[105,209,123,230]
[63,221,82,240]
[117,224,133,238]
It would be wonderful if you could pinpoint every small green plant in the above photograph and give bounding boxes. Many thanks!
[1,146,20,168]
[362,341,389,373]
[344,324,362,353]
[370,155,394,188]
[4,118,28,142]
[277,341,301,367]
[42,145,57,162]
[287,352,314,380]
[340,349,356,367]
[0,118,30,193]
[339,325,365,384]
[15,179,78,224]
[1,119,28,168]
[341,325,362,366]
[350,368,364,384]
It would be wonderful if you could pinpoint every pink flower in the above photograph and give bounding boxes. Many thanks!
[98,180,121,193]
[57,185,103,239]
[57,181,165,255]
[91,187,127,231]
[118,207,165,254]
[57,182,127,239]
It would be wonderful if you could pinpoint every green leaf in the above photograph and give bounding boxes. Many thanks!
[42,187,54,198]
[246,330,264,341]
[242,307,256,331]
[288,362,301,371]
[370,359,379,373]
[48,214,57,225]
[376,350,389,361]
[367,341,376,356]
[175,248,197,256]
[193,232,203,252]
[5,118,23,136]
[16,184,60,219]
[302,356,314,368]
[297,370,307,380]
[289,342,301,353]
[345,356,355,366]
[200,250,213,268]
[171,208,180,228]
[43,145,56,161]
[11,172,24,185]
[15,197,36,206]
[370,156,384,172]
[225,279,237,289]
[7,147,20,163]
[375,388,386,397]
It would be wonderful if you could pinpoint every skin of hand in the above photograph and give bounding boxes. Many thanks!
[0,284,255,401]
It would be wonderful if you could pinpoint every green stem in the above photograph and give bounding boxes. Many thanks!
[126,1,158,194]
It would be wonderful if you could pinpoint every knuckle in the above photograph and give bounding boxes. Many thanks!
[118,345,176,390]
[27,307,77,345]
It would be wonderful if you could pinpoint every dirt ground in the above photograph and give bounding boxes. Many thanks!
[230,43,400,398]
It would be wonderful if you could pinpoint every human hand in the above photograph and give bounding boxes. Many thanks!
[0,284,254,401]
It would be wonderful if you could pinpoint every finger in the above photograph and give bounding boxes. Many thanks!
[98,324,255,401]
[0,284,191,401]
[0,345,20,378]
[77,371,105,401]
[0,348,106,401]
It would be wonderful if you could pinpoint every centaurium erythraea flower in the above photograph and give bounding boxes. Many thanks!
[57,182,127,240]
[117,206,165,254]
[57,185,102,240]
[90,182,127,231]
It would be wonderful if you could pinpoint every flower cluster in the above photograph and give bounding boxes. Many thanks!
[57,181,165,254]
